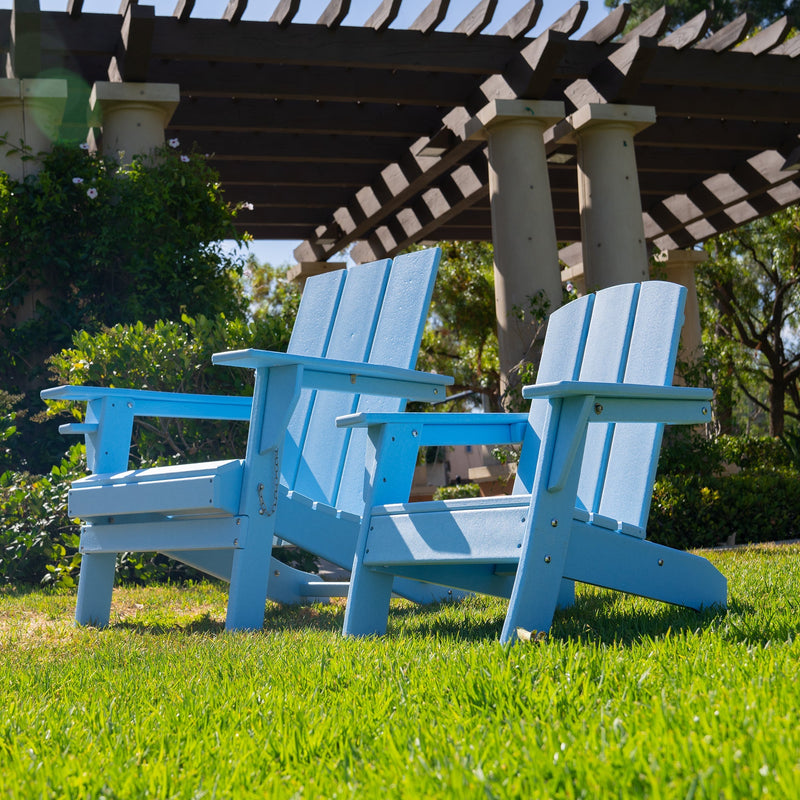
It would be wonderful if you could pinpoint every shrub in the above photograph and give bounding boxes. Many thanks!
[433,483,482,500]
[651,430,800,548]
[46,312,292,466]
[657,429,791,477]
[649,470,800,550]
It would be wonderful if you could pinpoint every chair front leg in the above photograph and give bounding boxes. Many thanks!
[75,551,117,627]
[343,422,419,637]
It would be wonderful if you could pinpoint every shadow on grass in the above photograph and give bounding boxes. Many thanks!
[384,592,728,647]
[111,611,226,636]
[110,602,348,635]
[107,593,731,645]
[551,593,728,646]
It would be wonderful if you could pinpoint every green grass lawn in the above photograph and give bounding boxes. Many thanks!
[2,545,799,799]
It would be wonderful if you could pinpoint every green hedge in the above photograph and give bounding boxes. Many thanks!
[649,471,800,550]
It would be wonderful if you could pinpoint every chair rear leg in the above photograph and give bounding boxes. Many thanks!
[225,535,274,631]
[75,552,117,627]
[343,567,394,637]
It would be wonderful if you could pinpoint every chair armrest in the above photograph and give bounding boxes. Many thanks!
[522,381,712,426]
[336,411,530,446]
[212,349,453,403]
[41,385,252,423]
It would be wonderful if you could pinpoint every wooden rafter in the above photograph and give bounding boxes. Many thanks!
[695,13,752,52]
[269,0,301,27]
[7,0,40,79]
[454,0,498,37]
[496,0,542,40]
[579,2,629,44]
[3,3,798,261]
[365,0,402,32]
[318,0,351,29]
[109,2,155,82]
[223,0,248,24]
[659,10,709,50]
[409,0,449,34]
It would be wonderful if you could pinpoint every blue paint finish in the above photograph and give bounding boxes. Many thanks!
[340,281,727,643]
[42,249,449,630]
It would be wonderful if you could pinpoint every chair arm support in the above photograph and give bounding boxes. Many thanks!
[41,385,252,422]
[336,412,530,446]
[213,349,453,403]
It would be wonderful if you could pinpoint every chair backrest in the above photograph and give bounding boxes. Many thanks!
[513,281,686,529]
[281,248,441,514]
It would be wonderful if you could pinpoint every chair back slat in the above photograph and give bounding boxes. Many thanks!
[598,281,684,527]
[513,292,594,495]
[290,260,392,503]
[336,249,441,513]
[280,269,348,489]
[574,283,640,514]
[515,281,686,529]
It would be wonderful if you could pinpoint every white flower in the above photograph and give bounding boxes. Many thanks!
[241,201,254,211]
[72,177,84,184]
[79,143,90,150]
[168,138,180,148]
[86,187,98,199]
[180,155,190,162]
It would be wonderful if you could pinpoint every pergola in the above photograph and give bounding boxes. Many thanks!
[3,0,800,377]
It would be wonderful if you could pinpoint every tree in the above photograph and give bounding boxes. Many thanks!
[413,242,502,411]
[604,0,799,30]
[697,206,800,437]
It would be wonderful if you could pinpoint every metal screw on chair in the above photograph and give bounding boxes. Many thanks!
[551,519,558,527]
[594,403,603,414]
[658,559,664,566]
[544,555,551,564]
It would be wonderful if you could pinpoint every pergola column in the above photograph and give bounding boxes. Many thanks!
[0,78,67,180]
[467,99,565,394]
[89,82,180,162]
[566,104,655,290]
[654,248,707,364]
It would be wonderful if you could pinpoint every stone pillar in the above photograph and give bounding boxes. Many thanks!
[466,99,565,394]
[0,78,67,180]
[654,248,707,364]
[564,104,655,290]
[89,82,180,162]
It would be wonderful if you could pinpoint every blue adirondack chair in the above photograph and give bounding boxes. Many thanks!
[338,281,728,643]
[41,248,455,631]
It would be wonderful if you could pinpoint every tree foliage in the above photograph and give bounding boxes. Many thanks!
[697,206,800,437]
[413,242,502,411]
[605,0,800,30]
[0,139,250,470]
[46,311,294,466]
